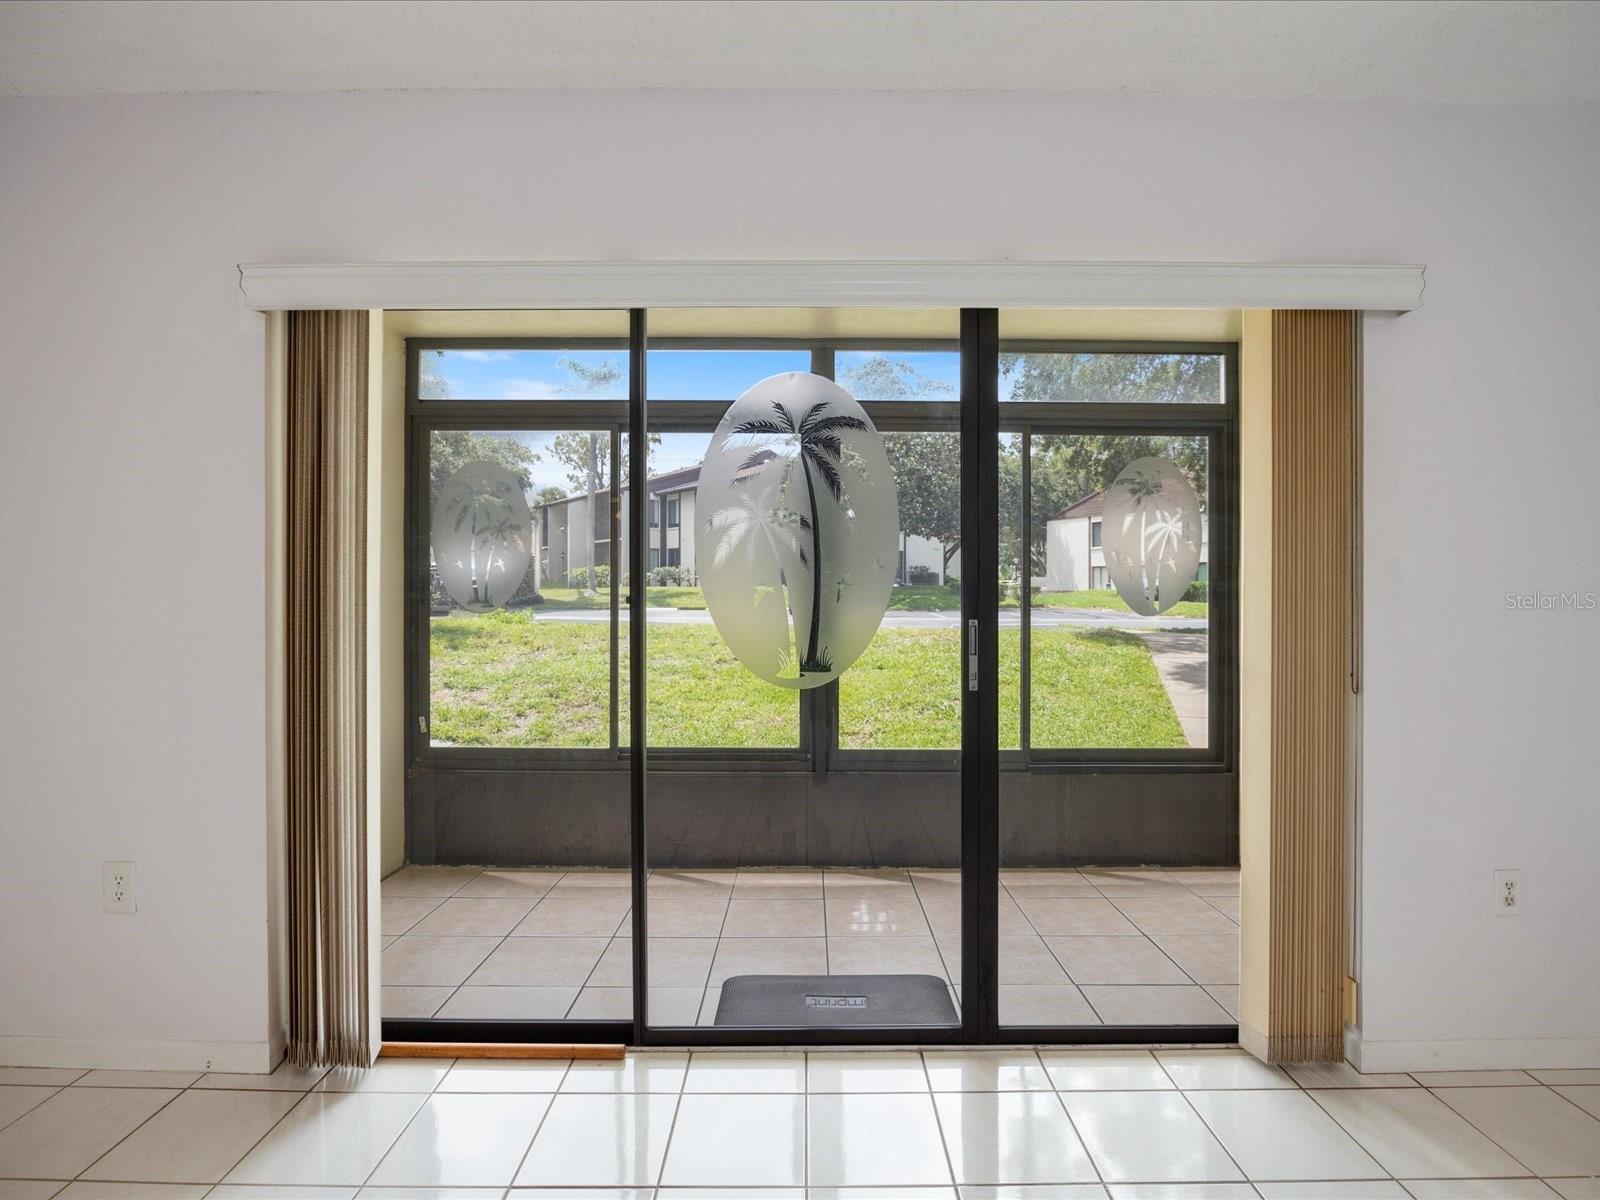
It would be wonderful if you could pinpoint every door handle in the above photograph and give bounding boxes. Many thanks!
[967,619,979,692]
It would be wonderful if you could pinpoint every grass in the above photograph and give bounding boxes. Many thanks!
[524,583,1206,619]
[431,609,1185,750]
[537,586,706,611]
[837,625,1184,749]
[1034,589,1208,619]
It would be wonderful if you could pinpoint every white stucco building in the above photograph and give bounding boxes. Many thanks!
[534,460,953,588]
[1045,490,1208,593]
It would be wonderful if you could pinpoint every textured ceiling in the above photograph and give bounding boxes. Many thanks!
[3,0,1599,101]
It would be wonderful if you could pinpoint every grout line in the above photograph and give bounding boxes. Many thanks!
[1420,1082,1547,1180]
[353,1056,455,1190]
[1045,1049,1109,1193]
[0,1082,67,1135]
[1168,1070,1258,1188]
[62,1081,188,1184]
[919,1050,962,1191]
[503,1060,566,1193]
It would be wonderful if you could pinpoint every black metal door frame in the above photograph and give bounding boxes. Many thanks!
[386,309,1237,1048]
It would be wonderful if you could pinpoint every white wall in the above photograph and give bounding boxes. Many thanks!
[1,89,1596,1070]
[1047,517,1091,591]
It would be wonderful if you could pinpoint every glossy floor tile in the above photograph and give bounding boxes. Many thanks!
[683,1051,805,1093]
[1433,1084,1600,1175]
[79,1088,300,1183]
[1154,1048,1293,1089]
[1039,1050,1173,1091]
[658,1093,804,1186]
[1184,1088,1384,1179]
[380,865,1240,1025]
[806,1092,951,1187]
[223,1092,427,1186]
[365,1092,551,1186]
[14,1046,1600,1197]
[0,1087,176,1179]
[1309,1086,1531,1178]
[933,1090,1098,1184]
[923,1052,1052,1092]
[1059,1090,1243,1183]
[512,1094,677,1187]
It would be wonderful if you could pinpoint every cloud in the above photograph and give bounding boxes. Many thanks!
[499,378,564,400]
[452,349,514,362]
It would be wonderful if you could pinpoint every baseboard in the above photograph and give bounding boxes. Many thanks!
[0,1034,279,1074]
[1347,1029,1600,1072]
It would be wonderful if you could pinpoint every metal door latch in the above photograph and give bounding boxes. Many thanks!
[967,619,979,692]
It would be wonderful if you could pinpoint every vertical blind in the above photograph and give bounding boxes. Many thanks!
[285,310,370,1068]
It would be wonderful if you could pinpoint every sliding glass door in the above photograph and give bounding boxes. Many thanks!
[390,306,1237,1046]
[636,309,969,1043]
[990,317,1238,1040]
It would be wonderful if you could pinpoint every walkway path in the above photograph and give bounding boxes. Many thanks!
[530,604,1208,631]
[1138,631,1210,747]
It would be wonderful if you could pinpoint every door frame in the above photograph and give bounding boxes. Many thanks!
[386,307,1239,1048]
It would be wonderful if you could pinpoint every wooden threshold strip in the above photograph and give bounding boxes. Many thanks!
[381,1042,626,1060]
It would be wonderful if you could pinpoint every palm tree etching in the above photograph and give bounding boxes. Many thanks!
[1116,468,1184,610]
[444,474,528,607]
[732,398,867,675]
[706,469,810,675]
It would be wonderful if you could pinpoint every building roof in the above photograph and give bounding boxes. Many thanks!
[532,449,775,510]
[1052,490,1105,521]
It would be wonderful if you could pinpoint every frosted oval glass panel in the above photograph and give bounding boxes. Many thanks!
[1103,456,1203,615]
[699,372,898,689]
[431,461,533,612]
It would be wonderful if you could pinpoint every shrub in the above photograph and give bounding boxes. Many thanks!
[648,565,687,586]
[1182,579,1208,602]
[943,574,961,592]
[428,569,453,614]
[907,565,938,586]
[566,564,611,590]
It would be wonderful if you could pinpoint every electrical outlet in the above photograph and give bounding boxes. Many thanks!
[103,861,136,914]
[1493,869,1522,916]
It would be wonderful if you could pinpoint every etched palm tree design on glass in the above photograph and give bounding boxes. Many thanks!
[431,461,533,612]
[1103,456,1203,616]
[700,373,898,689]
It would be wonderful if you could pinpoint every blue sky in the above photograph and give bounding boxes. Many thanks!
[428,347,963,497]
[427,347,962,402]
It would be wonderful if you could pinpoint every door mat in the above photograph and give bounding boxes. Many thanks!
[715,973,958,1028]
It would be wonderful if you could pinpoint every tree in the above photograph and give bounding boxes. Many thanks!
[843,356,960,581]
[550,357,624,595]
[884,433,961,578]
[998,354,1211,581]
[732,399,866,677]
[418,350,452,401]
[429,431,538,499]
[535,485,566,506]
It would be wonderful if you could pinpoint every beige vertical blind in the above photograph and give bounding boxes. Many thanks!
[285,310,370,1068]
[1267,309,1354,1061]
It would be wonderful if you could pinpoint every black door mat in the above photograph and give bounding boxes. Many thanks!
[715,973,958,1028]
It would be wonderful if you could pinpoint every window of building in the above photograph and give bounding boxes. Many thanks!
[666,497,680,528]
[1090,517,1102,548]
[666,547,680,567]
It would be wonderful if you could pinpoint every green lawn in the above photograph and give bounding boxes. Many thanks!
[1034,589,1208,619]
[537,586,707,611]
[521,583,1205,619]
[431,610,1185,750]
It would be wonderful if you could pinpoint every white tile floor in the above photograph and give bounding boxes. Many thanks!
[381,865,1241,1027]
[2,1050,1598,1197]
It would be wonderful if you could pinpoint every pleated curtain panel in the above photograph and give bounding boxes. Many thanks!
[285,311,371,1068]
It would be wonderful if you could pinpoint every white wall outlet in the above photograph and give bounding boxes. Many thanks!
[1493,868,1522,915]
[103,861,136,914]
